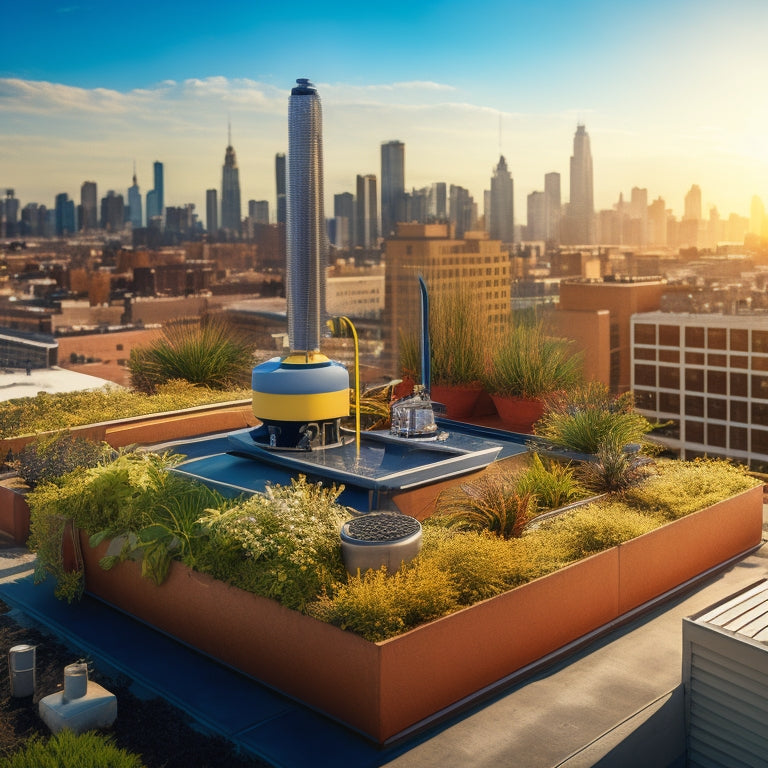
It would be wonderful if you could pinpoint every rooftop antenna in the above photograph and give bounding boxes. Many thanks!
[228,116,232,147]
[498,112,503,156]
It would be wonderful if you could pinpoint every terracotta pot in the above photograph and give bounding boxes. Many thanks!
[429,384,483,419]
[490,395,545,433]
[393,377,415,400]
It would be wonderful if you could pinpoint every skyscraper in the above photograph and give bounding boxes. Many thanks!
[527,191,545,241]
[355,174,378,248]
[221,127,242,236]
[55,193,76,236]
[128,166,142,228]
[381,140,405,238]
[146,161,164,223]
[684,184,702,221]
[275,153,287,225]
[567,125,595,244]
[287,78,326,352]
[544,172,561,243]
[249,200,269,225]
[206,189,218,233]
[80,181,97,231]
[334,191,354,248]
[489,155,514,243]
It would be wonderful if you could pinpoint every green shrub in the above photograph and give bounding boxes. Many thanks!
[515,453,587,512]
[483,322,583,399]
[576,437,653,493]
[27,451,187,600]
[129,318,254,393]
[432,471,537,539]
[307,559,459,642]
[536,382,653,454]
[14,433,112,488]
[194,477,350,611]
[0,730,147,768]
[418,526,527,602]
[0,380,250,439]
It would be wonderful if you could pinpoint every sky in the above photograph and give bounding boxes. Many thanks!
[2,0,768,226]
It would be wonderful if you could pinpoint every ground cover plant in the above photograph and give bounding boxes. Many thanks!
[26,449,759,642]
[0,380,251,440]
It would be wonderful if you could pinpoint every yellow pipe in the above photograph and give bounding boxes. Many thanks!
[339,316,360,454]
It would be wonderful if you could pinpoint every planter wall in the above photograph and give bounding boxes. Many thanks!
[0,485,30,544]
[0,401,258,455]
[80,484,763,744]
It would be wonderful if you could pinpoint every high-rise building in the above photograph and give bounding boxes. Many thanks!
[146,161,164,224]
[381,140,405,238]
[287,78,326,352]
[526,191,546,241]
[489,155,514,244]
[544,172,561,243]
[55,193,76,236]
[249,200,269,225]
[80,181,97,231]
[629,187,648,246]
[221,129,242,236]
[430,182,447,221]
[128,167,142,229]
[20,203,46,237]
[333,192,354,248]
[684,184,702,221]
[100,190,124,231]
[206,189,218,233]
[1,190,19,238]
[275,153,287,225]
[565,124,595,244]
[355,174,378,248]
[648,196,667,246]
[449,185,476,238]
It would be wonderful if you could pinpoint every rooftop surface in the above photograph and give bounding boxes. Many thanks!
[0,367,116,403]
[1,514,766,767]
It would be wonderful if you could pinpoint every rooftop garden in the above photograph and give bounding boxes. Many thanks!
[24,436,758,641]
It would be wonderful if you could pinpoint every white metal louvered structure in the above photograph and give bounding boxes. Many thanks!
[683,579,768,767]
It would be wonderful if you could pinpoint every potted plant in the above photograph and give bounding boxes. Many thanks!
[483,321,583,433]
[398,287,486,418]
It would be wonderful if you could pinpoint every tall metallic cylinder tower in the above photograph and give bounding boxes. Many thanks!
[250,78,348,449]
[287,78,326,353]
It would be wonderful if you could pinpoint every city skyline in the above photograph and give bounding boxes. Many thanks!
[2,0,768,222]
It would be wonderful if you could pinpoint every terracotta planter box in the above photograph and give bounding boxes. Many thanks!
[80,484,763,744]
[0,401,257,455]
[0,484,30,544]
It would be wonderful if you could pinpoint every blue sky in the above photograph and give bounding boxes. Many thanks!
[2,0,767,224]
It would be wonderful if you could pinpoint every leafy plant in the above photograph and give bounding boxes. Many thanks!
[576,436,652,493]
[14,433,112,488]
[483,322,582,399]
[194,477,351,611]
[93,477,232,585]
[536,382,653,454]
[27,450,187,598]
[128,317,255,393]
[432,470,537,539]
[515,452,587,512]
[0,730,147,768]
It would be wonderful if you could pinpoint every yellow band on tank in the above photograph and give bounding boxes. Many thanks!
[252,389,350,421]
[282,352,332,366]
